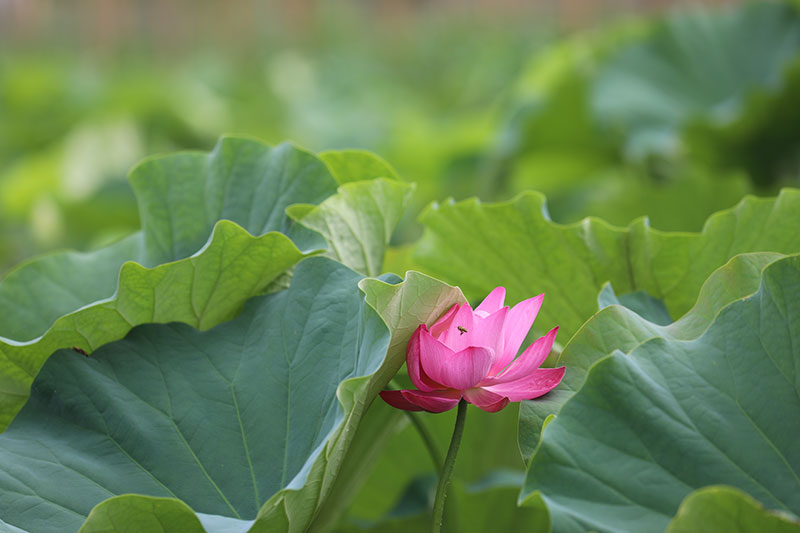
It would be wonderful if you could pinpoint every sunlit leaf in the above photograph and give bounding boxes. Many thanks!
[415,189,800,340]
[667,486,800,533]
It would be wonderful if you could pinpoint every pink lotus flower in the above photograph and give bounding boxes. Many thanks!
[380,287,564,413]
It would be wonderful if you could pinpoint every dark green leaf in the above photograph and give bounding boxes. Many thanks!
[0,258,390,531]
[521,254,800,532]
[519,251,783,459]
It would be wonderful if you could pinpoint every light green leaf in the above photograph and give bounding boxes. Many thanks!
[518,251,783,459]
[80,496,206,533]
[287,178,414,276]
[521,254,800,532]
[667,486,800,533]
[359,270,465,373]
[319,150,400,184]
[415,189,800,340]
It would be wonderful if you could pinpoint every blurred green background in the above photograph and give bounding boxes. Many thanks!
[1,0,799,276]
[2,1,800,530]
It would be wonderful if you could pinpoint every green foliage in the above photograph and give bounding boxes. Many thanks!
[594,2,800,183]
[3,4,800,530]
[489,2,800,232]
[0,258,389,531]
[338,472,548,532]
[518,252,784,457]
[667,486,800,533]
[0,224,307,431]
[288,179,414,277]
[128,137,339,264]
[0,132,467,531]
[415,189,800,340]
[520,254,800,532]
[341,404,526,528]
[0,136,413,434]
[319,150,400,184]
[81,496,207,533]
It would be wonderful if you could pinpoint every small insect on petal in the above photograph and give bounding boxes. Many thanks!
[457,326,468,335]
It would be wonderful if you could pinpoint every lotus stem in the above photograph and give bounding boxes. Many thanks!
[431,399,467,533]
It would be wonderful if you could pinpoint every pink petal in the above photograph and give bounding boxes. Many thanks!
[429,304,459,338]
[490,294,544,374]
[389,389,462,413]
[463,388,510,413]
[483,367,566,401]
[487,327,558,384]
[440,305,508,355]
[468,306,508,359]
[436,303,476,350]
[407,325,445,392]
[419,330,494,389]
[380,390,424,411]
[475,287,506,317]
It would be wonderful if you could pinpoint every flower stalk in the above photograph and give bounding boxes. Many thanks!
[431,399,467,533]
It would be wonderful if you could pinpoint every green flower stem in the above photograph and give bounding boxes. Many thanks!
[431,399,467,533]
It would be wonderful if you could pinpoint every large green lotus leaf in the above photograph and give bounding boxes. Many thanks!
[130,137,338,265]
[0,138,411,433]
[520,254,800,532]
[0,233,143,343]
[0,258,392,532]
[592,2,800,163]
[287,178,414,277]
[518,251,784,458]
[0,222,309,433]
[0,137,337,342]
[415,188,800,340]
[667,486,800,533]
